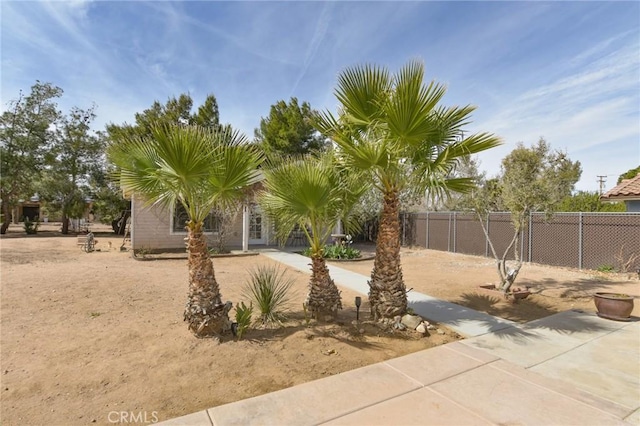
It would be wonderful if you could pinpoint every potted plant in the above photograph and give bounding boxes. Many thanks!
[594,292,634,321]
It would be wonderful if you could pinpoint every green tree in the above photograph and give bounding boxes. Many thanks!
[559,191,625,212]
[254,97,327,157]
[473,139,582,293]
[315,60,501,320]
[39,106,106,234]
[618,165,640,184]
[0,81,62,233]
[260,153,366,319]
[106,94,223,144]
[108,125,262,337]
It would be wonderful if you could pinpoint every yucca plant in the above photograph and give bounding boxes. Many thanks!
[244,265,294,326]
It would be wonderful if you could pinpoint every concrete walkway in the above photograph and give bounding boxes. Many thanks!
[159,250,640,426]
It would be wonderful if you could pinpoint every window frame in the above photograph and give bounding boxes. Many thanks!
[170,202,222,235]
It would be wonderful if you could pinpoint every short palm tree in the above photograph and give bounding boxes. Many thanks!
[108,125,262,337]
[260,153,365,320]
[315,60,501,320]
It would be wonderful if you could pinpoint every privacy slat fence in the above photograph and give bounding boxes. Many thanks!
[400,212,640,272]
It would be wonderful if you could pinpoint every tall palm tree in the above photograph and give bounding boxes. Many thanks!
[108,125,262,337]
[260,153,365,320]
[315,60,501,321]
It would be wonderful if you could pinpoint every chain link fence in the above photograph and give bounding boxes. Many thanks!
[401,212,640,272]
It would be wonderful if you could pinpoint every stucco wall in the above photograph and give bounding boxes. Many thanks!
[131,197,244,251]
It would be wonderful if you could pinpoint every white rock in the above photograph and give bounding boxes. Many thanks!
[416,323,427,334]
[437,329,445,335]
[427,324,437,331]
[401,314,422,330]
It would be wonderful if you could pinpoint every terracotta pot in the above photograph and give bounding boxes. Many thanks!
[594,292,634,321]
[512,290,530,300]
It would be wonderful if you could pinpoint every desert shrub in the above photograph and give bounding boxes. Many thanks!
[597,264,615,273]
[244,265,293,325]
[24,218,40,234]
[234,302,253,340]
[301,244,361,260]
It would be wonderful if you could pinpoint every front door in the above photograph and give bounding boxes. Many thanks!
[248,205,266,245]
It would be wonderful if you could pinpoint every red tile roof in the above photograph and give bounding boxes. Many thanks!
[601,173,640,200]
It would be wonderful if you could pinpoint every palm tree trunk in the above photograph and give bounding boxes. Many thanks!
[307,254,342,320]
[184,224,231,337]
[368,189,407,320]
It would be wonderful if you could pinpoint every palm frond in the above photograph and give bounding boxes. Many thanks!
[334,64,390,125]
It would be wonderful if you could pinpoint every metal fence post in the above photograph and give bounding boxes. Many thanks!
[453,212,457,253]
[401,213,406,246]
[485,213,490,257]
[578,212,583,270]
[426,212,429,249]
[528,213,533,262]
[447,213,452,252]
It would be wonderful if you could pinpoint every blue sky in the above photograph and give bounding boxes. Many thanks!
[2,1,639,192]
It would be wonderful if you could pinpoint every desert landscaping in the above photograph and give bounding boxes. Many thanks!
[1,223,638,425]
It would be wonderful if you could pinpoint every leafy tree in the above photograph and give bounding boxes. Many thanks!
[108,125,263,338]
[472,139,582,293]
[618,165,640,184]
[254,97,327,157]
[260,152,366,319]
[315,60,501,320]
[0,81,62,233]
[559,191,625,212]
[106,93,223,145]
[39,106,106,234]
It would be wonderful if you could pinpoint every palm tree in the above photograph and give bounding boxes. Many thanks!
[108,125,262,337]
[260,153,365,320]
[315,60,501,321]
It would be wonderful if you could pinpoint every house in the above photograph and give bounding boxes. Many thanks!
[130,195,274,252]
[601,173,640,212]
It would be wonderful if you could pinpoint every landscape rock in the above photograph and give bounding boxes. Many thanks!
[415,323,429,335]
[427,324,437,331]
[437,329,445,335]
[401,314,422,330]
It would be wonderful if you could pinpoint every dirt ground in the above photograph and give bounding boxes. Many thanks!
[1,224,459,426]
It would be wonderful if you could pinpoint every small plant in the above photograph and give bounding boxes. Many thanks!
[301,244,361,260]
[244,265,294,326]
[234,302,253,340]
[302,302,311,326]
[89,312,102,318]
[209,247,231,255]
[597,264,615,273]
[23,217,40,234]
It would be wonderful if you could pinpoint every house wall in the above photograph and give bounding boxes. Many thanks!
[625,200,640,212]
[131,198,244,251]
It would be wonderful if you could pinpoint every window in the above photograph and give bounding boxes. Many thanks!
[172,203,221,233]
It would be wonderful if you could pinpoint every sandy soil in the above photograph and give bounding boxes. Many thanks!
[1,224,459,426]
